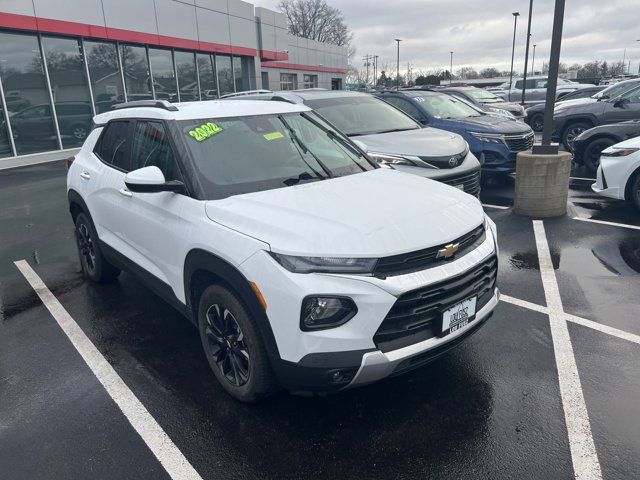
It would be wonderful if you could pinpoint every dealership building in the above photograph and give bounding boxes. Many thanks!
[0,0,348,164]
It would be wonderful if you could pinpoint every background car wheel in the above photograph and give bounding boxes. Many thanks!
[198,284,276,402]
[629,173,640,210]
[562,121,591,151]
[71,125,88,140]
[74,212,120,282]
[529,112,544,132]
[582,138,615,174]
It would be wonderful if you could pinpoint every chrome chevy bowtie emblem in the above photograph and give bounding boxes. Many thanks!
[437,242,460,259]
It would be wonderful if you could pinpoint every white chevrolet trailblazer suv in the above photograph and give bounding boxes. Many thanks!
[67,99,499,402]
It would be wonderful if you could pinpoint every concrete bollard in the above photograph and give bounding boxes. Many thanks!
[514,150,572,217]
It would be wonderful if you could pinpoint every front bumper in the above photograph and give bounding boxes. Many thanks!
[591,156,632,200]
[473,144,517,173]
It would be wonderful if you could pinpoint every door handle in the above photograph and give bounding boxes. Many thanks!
[80,171,91,180]
[119,187,133,198]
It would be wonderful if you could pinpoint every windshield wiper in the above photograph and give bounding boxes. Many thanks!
[283,172,321,186]
[278,115,333,178]
[375,127,420,134]
[300,112,368,171]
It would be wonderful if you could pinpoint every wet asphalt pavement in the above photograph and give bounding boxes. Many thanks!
[2,161,640,479]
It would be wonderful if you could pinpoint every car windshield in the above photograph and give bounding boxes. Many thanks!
[595,81,640,100]
[304,95,420,136]
[465,89,502,103]
[179,111,375,200]
[416,93,483,119]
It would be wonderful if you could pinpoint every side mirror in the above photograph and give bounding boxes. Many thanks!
[124,166,185,193]
[614,98,630,109]
[353,140,368,153]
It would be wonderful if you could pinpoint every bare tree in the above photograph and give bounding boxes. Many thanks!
[277,0,353,49]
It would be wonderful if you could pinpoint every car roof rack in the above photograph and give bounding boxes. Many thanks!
[113,100,178,111]
[219,89,273,99]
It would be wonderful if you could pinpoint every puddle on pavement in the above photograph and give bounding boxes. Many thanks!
[508,249,560,270]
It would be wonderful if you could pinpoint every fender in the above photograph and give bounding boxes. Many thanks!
[67,189,91,223]
[184,249,282,363]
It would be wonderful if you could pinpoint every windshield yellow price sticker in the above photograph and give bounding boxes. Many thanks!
[263,132,284,141]
[188,122,223,142]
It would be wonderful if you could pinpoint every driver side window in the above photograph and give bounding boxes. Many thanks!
[386,97,426,123]
[620,88,640,104]
[131,121,182,181]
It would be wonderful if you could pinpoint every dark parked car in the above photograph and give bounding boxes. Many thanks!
[573,120,640,173]
[439,86,525,119]
[553,83,640,150]
[524,86,605,132]
[375,89,534,174]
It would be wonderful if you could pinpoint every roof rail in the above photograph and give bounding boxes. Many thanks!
[220,89,273,99]
[113,100,178,111]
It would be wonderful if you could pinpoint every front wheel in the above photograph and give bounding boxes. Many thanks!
[529,112,544,132]
[628,173,640,210]
[562,121,591,151]
[582,138,615,174]
[198,284,276,402]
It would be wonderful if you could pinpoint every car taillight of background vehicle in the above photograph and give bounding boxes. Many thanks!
[66,156,75,169]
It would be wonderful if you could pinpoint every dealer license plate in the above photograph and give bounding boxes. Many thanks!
[442,297,477,335]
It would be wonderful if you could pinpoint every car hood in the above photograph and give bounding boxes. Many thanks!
[353,127,467,157]
[447,115,532,134]
[489,101,524,114]
[606,135,640,149]
[205,169,484,257]
[557,97,597,108]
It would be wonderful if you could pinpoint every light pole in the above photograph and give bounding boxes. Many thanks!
[374,55,379,87]
[521,1,533,106]
[509,11,520,101]
[395,38,402,90]
[450,51,454,84]
[532,43,537,74]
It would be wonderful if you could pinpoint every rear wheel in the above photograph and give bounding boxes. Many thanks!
[529,112,544,132]
[562,121,591,151]
[582,138,615,174]
[74,212,120,282]
[197,284,276,402]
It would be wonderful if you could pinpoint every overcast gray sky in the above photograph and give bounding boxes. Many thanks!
[259,0,640,75]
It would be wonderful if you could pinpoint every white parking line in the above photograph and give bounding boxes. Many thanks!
[482,204,510,210]
[14,260,203,480]
[500,294,640,346]
[532,221,602,480]
[573,216,640,231]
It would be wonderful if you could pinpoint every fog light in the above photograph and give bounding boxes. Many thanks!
[300,296,357,331]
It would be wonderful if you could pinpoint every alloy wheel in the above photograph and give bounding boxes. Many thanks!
[565,126,586,150]
[76,223,96,273]
[73,127,87,139]
[204,304,250,386]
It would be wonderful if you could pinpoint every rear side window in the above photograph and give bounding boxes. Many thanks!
[386,97,425,122]
[95,121,130,171]
[131,121,182,181]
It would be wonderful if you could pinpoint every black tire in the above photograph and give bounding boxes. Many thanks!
[74,212,120,282]
[529,112,544,132]
[582,138,615,174]
[628,173,640,210]
[197,284,276,402]
[562,121,591,151]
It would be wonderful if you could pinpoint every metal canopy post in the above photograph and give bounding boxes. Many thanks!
[533,0,565,154]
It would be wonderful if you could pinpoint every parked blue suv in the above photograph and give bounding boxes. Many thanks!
[375,90,534,173]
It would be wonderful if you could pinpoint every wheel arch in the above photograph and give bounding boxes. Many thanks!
[561,115,597,135]
[624,165,640,201]
[184,249,282,363]
[68,189,90,223]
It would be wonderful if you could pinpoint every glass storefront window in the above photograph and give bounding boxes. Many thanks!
[120,44,152,100]
[216,55,234,96]
[303,74,318,89]
[84,40,125,113]
[0,31,58,155]
[41,36,93,148]
[280,73,297,91]
[197,54,218,100]
[0,81,12,158]
[174,51,198,102]
[148,48,177,102]
[233,56,253,92]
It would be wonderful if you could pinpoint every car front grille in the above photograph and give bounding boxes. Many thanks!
[440,170,481,197]
[373,255,497,353]
[374,224,486,278]
[504,132,535,152]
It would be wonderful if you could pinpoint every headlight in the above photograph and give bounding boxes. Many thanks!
[554,107,568,115]
[470,132,504,144]
[601,147,639,157]
[367,152,417,166]
[270,252,377,274]
[300,296,357,330]
[488,107,514,117]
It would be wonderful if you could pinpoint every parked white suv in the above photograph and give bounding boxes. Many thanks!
[67,99,499,401]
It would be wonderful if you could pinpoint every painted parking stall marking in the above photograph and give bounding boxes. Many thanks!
[532,221,603,480]
[572,216,640,231]
[14,260,203,480]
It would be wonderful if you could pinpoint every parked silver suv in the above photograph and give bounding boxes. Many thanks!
[232,90,482,196]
